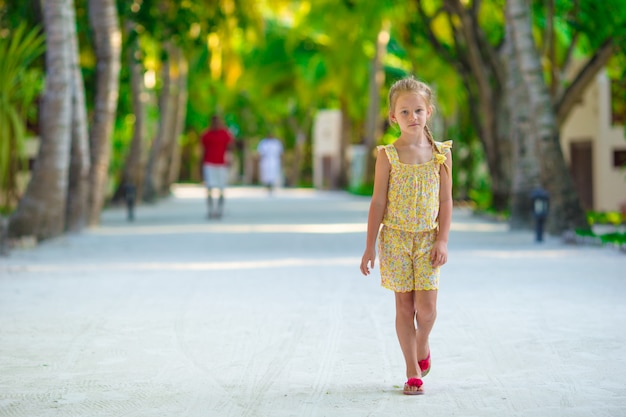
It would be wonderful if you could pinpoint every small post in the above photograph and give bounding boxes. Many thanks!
[530,187,550,242]
[124,184,137,222]
[0,216,9,256]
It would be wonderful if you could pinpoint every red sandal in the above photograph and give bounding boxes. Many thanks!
[403,377,424,395]
[418,351,431,377]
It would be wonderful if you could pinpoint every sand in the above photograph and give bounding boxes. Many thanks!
[1,185,625,417]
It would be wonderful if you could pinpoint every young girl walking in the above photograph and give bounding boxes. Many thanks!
[360,76,453,395]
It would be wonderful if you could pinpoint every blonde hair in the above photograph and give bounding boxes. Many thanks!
[388,76,437,148]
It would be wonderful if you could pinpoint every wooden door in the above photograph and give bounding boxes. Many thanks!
[569,141,594,210]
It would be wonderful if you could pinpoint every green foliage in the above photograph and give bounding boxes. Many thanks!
[574,227,595,238]
[4,0,624,220]
[586,211,626,226]
[468,180,493,212]
[607,53,626,125]
[575,228,626,248]
[599,232,626,246]
[578,210,626,248]
[0,22,45,209]
[348,183,374,196]
[571,0,626,50]
[0,0,42,29]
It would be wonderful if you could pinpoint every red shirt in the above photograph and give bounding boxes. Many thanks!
[201,128,233,165]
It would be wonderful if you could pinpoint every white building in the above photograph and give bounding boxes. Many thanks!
[561,70,626,213]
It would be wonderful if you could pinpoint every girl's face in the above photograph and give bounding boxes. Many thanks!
[391,92,431,135]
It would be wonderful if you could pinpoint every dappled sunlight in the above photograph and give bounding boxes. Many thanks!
[93,220,508,236]
[2,257,360,274]
[450,222,509,232]
[92,223,367,236]
[171,185,322,200]
[460,249,574,258]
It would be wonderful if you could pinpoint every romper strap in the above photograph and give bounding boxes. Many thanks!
[377,144,398,164]
[435,140,453,155]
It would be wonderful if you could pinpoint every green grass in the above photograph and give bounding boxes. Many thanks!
[348,183,374,196]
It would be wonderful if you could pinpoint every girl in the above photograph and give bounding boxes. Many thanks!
[360,77,453,395]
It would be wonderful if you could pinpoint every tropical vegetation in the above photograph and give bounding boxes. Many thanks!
[0,0,625,242]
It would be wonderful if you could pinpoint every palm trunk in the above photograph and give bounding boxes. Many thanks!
[144,43,176,201]
[505,20,539,230]
[115,24,147,203]
[66,0,91,232]
[87,0,121,226]
[506,0,588,233]
[362,25,389,186]
[287,114,310,188]
[165,46,188,191]
[9,0,73,240]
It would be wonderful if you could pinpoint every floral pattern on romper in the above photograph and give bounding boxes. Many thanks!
[377,141,452,292]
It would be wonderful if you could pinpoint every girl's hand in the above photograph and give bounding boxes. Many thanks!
[430,240,448,267]
[360,248,376,276]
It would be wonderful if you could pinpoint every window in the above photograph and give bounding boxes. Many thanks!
[613,149,626,168]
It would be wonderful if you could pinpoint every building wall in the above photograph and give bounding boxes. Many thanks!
[561,70,626,212]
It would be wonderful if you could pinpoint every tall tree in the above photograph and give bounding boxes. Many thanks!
[9,0,73,240]
[362,22,390,185]
[504,14,537,229]
[414,0,512,211]
[143,42,187,200]
[413,0,624,230]
[165,47,188,189]
[302,0,393,188]
[113,19,148,203]
[65,0,91,232]
[86,0,121,226]
[506,0,587,232]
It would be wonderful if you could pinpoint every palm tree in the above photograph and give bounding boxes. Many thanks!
[144,42,188,200]
[506,0,587,232]
[9,0,73,240]
[66,1,91,232]
[114,20,148,203]
[86,0,121,226]
[362,22,390,186]
[504,19,537,230]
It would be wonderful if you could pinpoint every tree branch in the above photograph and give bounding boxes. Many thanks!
[414,0,457,65]
[443,0,499,91]
[444,6,473,76]
[468,0,505,86]
[555,39,615,127]
[559,0,580,90]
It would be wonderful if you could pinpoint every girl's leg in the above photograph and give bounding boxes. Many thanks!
[207,188,214,218]
[395,291,420,380]
[414,289,438,362]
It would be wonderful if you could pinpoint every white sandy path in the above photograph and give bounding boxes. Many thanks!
[0,185,625,417]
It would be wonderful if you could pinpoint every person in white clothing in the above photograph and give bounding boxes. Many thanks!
[257,136,284,193]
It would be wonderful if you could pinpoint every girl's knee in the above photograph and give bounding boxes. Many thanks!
[416,307,437,325]
[395,293,417,316]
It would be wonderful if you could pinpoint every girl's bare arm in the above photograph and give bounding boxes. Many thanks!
[432,152,453,267]
[360,149,390,275]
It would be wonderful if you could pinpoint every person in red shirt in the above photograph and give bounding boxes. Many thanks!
[201,115,234,219]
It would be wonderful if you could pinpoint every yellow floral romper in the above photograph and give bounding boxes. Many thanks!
[377,140,452,292]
